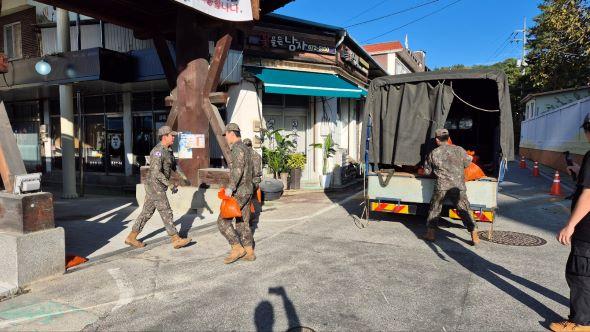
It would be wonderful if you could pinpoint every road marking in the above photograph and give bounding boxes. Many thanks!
[380,291,390,305]
[87,203,133,222]
[107,268,135,313]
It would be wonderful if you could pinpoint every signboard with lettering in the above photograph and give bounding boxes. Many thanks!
[248,33,336,55]
[174,0,253,22]
[340,47,369,75]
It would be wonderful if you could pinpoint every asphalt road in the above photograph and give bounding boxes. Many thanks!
[0,164,574,331]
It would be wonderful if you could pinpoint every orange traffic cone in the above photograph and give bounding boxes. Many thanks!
[550,171,563,196]
[519,156,526,168]
[532,161,540,177]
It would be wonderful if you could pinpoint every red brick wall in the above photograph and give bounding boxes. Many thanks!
[0,7,40,59]
[520,147,585,173]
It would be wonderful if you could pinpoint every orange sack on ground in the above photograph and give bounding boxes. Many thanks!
[218,188,242,219]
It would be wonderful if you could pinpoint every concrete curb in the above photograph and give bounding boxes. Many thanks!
[0,283,18,300]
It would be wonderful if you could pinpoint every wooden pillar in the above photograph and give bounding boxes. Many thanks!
[175,9,211,185]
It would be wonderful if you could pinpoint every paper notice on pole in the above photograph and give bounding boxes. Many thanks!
[173,0,253,22]
[178,133,193,159]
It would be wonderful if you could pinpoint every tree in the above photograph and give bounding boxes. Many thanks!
[526,0,590,91]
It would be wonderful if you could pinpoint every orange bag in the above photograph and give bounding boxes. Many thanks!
[465,162,485,181]
[218,188,242,219]
[256,188,262,203]
[250,202,255,213]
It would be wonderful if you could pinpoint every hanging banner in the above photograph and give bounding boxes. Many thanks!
[173,0,254,22]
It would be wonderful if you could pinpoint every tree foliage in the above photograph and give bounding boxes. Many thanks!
[526,0,590,90]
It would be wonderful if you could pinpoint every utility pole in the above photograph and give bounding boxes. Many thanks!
[513,17,527,74]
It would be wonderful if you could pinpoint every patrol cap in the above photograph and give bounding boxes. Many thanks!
[435,128,449,138]
[157,125,177,137]
[581,113,590,130]
[223,123,241,136]
[243,138,253,147]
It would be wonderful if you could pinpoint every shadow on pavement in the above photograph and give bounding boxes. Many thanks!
[404,220,568,329]
[255,286,312,332]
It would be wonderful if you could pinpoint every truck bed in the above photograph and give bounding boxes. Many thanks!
[367,172,498,209]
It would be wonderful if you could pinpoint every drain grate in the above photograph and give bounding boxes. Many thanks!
[478,231,547,246]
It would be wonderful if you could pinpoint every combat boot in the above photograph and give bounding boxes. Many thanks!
[224,244,246,264]
[125,231,145,248]
[549,321,590,331]
[471,231,480,246]
[423,228,436,242]
[171,234,191,249]
[243,246,256,261]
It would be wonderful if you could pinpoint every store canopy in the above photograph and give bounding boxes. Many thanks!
[250,67,366,98]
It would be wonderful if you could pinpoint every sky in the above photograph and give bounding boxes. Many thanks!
[275,0,542,69]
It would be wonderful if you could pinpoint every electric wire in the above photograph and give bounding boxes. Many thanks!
[362,0,463,43]
[346,0,440,28]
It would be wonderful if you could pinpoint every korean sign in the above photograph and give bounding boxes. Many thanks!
[174,0,254,22]
[248,33,336,55]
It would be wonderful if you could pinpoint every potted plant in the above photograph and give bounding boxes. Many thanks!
[287,153,306,190]
[263,129,296,189]
[311,133,337,188]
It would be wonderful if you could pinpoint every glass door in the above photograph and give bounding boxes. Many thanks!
[83,114,106,172]
[106,116,124,173]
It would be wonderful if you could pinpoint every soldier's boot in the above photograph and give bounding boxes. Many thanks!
[471,231,480,246]
[224,244,246,264]
[124,231,145,248]
[242,246,256,261]
[423,228,436,242]
[171,234,191,249]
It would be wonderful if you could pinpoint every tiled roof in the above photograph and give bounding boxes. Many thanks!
[363,41,404,54]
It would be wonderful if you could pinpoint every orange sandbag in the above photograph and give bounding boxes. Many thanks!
[65,254,88,269]
[256,188,262,203]
[250,202,255,213]
[465,162,485,181]
[218,188,242,219]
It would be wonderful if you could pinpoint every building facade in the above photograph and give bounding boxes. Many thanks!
[522,86,590,121]
[0,3,385,189]
[363,41,427,75]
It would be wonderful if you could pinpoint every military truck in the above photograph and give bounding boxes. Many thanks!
[361,70,515,232]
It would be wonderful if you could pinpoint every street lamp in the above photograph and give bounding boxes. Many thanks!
[35,59,51,76]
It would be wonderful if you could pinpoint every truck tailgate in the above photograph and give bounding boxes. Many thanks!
[367,174,498,209]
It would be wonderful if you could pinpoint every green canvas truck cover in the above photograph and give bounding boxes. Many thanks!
[361,69,515,168]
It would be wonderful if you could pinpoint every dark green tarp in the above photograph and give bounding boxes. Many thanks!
[362,69,515,168]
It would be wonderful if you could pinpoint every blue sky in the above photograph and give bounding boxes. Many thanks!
[275,0,542,68]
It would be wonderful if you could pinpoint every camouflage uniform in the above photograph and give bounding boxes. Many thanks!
[251,148,262,188]
[133,142,178,236]
[423,143,477,231]
[217,139,254,247]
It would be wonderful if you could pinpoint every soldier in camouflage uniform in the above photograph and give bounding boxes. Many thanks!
[218,123,256,264]
[423,128,479,245]
[244,138,262,224]
[125,125,191,250]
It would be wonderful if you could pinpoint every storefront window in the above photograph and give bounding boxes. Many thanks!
[285,95,308,108]
[132,92,152,112]
[6,102,42,172]
[133,115,153,170]
[83,115,106,172]
[262,93,283,106]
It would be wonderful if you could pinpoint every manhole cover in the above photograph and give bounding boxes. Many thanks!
[478,231,547,246]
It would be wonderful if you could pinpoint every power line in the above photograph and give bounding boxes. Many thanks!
[343,0,390,23]
[487,32,515,61]
[362,0,463,43]
[346,0,440,28]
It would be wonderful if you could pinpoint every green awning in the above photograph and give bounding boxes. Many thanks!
[250,67,366,98]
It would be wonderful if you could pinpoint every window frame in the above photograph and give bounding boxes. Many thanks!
[3,22,23,60]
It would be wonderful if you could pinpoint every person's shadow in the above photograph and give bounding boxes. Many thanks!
[254,287,314,332]
[414,225,568,329]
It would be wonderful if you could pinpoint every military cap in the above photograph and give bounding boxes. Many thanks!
[223,123,241,136]
[157,125,177,136]
[435,128,449,138]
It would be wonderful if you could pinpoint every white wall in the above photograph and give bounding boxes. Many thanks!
[526,89,590,119]
[226,80,263,152]
[521,96,590,155]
